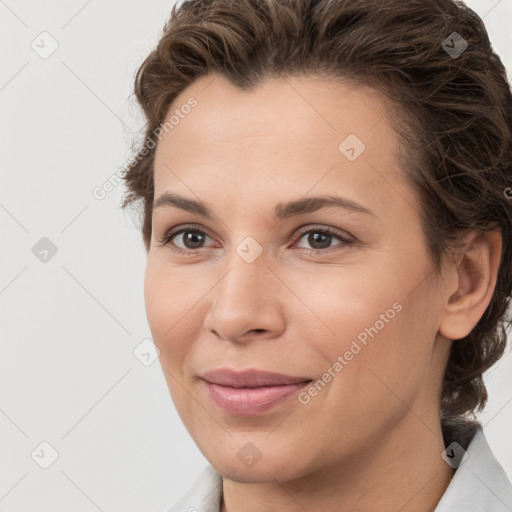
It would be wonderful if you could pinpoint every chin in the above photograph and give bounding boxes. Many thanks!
[214,461,303,483]
[203,444,313,484]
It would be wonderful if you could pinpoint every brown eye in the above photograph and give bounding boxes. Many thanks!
[159,225,215,252]
[293,226,354,253]
[174,230,208,250]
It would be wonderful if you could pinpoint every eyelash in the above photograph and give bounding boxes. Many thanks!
[157,223,355,255]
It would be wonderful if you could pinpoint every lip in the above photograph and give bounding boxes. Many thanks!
[199,368,312,416]
[200,368,311,387]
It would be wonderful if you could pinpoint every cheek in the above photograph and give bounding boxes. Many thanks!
[144,261,198,356]
[286,264,402,344]
[288,264,431,397]
[144,266,201,415]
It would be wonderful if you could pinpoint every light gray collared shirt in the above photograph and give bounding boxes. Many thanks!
[167,428,512,512]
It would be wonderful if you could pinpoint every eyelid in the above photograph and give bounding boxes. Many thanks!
[157,223,216,248]
[291,224,354,242]
[158,223,355,253]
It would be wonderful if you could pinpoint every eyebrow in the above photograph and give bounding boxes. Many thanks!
[153,192,376,219]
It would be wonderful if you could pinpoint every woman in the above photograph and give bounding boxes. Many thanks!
[121,0,512,510]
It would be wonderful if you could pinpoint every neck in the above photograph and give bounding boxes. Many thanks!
[220,415,455,512]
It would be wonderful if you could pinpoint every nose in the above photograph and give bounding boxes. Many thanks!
[203,254,286,343]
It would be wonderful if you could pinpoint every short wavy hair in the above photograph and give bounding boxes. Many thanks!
[121,0,512,421]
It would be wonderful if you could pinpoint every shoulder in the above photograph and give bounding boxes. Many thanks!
[435,425,512,512]
[165,464,223,512]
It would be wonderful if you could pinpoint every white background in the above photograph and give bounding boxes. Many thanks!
[1,0,511,510]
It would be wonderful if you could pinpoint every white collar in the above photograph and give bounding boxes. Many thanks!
[435,428,512,511]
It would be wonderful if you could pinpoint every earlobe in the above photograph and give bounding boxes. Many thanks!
[438,229,502,341]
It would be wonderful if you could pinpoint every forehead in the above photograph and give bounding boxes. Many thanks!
[153,74,413,217]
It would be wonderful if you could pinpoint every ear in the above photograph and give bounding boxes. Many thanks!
[438,229,502,340]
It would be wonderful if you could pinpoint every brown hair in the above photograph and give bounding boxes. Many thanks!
[121,0,512,420]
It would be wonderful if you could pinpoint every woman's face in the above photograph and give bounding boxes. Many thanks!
[145,74,452,481]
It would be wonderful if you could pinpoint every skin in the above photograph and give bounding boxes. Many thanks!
[145,73,502,512]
